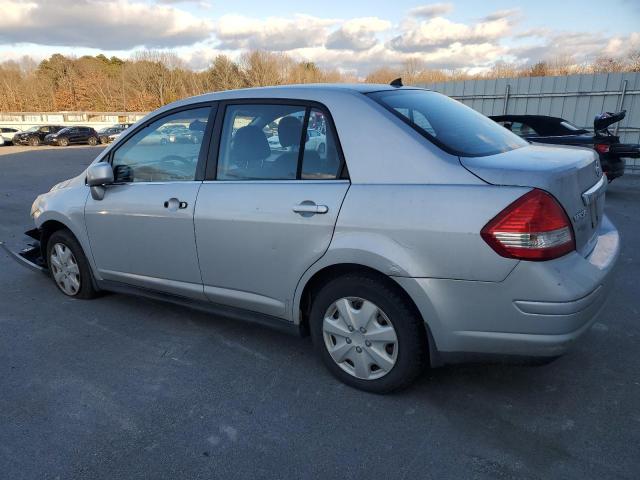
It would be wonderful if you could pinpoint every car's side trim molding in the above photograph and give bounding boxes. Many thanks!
[96,279,303,336]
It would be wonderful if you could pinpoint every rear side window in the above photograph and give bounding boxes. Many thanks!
[369,90,527,157]
[216,103,344,181]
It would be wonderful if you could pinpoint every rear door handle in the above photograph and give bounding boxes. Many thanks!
[163,198,188,210]
[293,202,329,215]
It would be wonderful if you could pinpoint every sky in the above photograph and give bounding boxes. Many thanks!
[0,0,639,75]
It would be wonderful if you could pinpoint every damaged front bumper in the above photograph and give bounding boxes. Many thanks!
[0,228,47,273]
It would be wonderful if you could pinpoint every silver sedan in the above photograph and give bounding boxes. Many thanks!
[10,83,619,392]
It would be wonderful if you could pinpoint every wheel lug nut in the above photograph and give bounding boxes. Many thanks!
[348,326,354,332]
[359,327,366,333]
[365,340,371,347]
[345,338,352,344]
[356,346,362,353]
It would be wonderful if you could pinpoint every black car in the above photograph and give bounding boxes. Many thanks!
[13,125,65,146]
[44,126,100,147]
[491,111,640,181]
[97,126,126,144]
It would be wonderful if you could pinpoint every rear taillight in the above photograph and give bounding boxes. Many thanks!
[594,143,610,154]
[481,189,575,261]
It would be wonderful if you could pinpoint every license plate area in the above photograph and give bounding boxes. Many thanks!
[582,176,607,229]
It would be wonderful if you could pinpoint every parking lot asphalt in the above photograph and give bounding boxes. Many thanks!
[1,145,639,479]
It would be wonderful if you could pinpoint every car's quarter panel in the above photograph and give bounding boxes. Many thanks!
[84,182,206,300]
[330,184,526,280]
[194,181,349,319]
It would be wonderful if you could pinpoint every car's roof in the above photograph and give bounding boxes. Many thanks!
[189,83,424,102]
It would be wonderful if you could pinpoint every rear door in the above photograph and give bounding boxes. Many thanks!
[194,101,349,319]
[84,104,215,299]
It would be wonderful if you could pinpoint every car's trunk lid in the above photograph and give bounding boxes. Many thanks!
[460,144,606,257]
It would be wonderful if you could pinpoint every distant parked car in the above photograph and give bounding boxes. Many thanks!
[97,126,127,144]
[306,129,327,157]
[0,127,21,144]
[491,111,640,182]
[45,126,99,147]
[13,125,65,146]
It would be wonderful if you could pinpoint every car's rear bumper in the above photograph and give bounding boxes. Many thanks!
[395,215,620,363]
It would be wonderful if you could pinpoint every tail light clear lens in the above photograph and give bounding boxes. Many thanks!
[481,189,575,261]
[595,143,610,154]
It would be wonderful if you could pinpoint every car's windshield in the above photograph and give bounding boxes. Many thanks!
[57,128,70,134]
[25,126,39,132]
[368,90,527,157]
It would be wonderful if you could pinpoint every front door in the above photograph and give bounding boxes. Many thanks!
[195,102,349,319]
[85,105,214,300]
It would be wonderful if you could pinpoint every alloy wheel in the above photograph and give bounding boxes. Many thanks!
[322,297,398,380]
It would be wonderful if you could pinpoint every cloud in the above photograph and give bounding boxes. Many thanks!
[325,17,392,51]
[0,0,213,49]
[389,12,515,53]
[513,31,640,65]
[409,3,454,18]
[215,14,338,50]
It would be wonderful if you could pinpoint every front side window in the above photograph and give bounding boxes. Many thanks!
[112,107,210,183]
[369,90,527,157]
[217,104,305,180]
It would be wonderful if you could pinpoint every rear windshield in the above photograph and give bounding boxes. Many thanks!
[368,90,527,157]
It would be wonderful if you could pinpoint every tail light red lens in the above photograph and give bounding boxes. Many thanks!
[594,143,610,154]
[481,189,575,261]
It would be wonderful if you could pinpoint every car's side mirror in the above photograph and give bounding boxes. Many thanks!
[87,163,114,201]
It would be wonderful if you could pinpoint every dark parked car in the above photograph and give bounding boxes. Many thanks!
[45,126,99,147]
[97,126,126,144]
[491,111,640,181]
[13,125,65,146]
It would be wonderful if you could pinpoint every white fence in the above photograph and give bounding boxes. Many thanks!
[418,72,640,172]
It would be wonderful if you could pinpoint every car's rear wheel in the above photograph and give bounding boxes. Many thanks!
[29,137,40,146]
[47,230,98,299]
[58,138,69,147]
[310,273,426,393]
[88,136,98,146]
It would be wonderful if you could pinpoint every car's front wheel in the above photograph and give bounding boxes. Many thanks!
[29,137,40,146]
[58,138,69,147]
[310,273,426,392]
[47,230,98,299]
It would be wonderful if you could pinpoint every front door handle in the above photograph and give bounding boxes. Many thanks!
[163,198,188,210]
[293,202,329,216]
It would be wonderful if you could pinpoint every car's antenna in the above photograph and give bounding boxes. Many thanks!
[390,78,403,87]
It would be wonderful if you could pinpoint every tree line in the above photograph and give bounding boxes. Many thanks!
[1,50,639,112]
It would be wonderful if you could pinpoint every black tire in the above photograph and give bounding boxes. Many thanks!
[309,273,427,393]
[88,136,98,146]
[46,230,98,299]
[29,136,40,146]
[58,137,69,147]
[99,136,108,144]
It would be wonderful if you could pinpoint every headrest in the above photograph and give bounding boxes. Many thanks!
[278,116,303,148]
[232,125,270,162]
